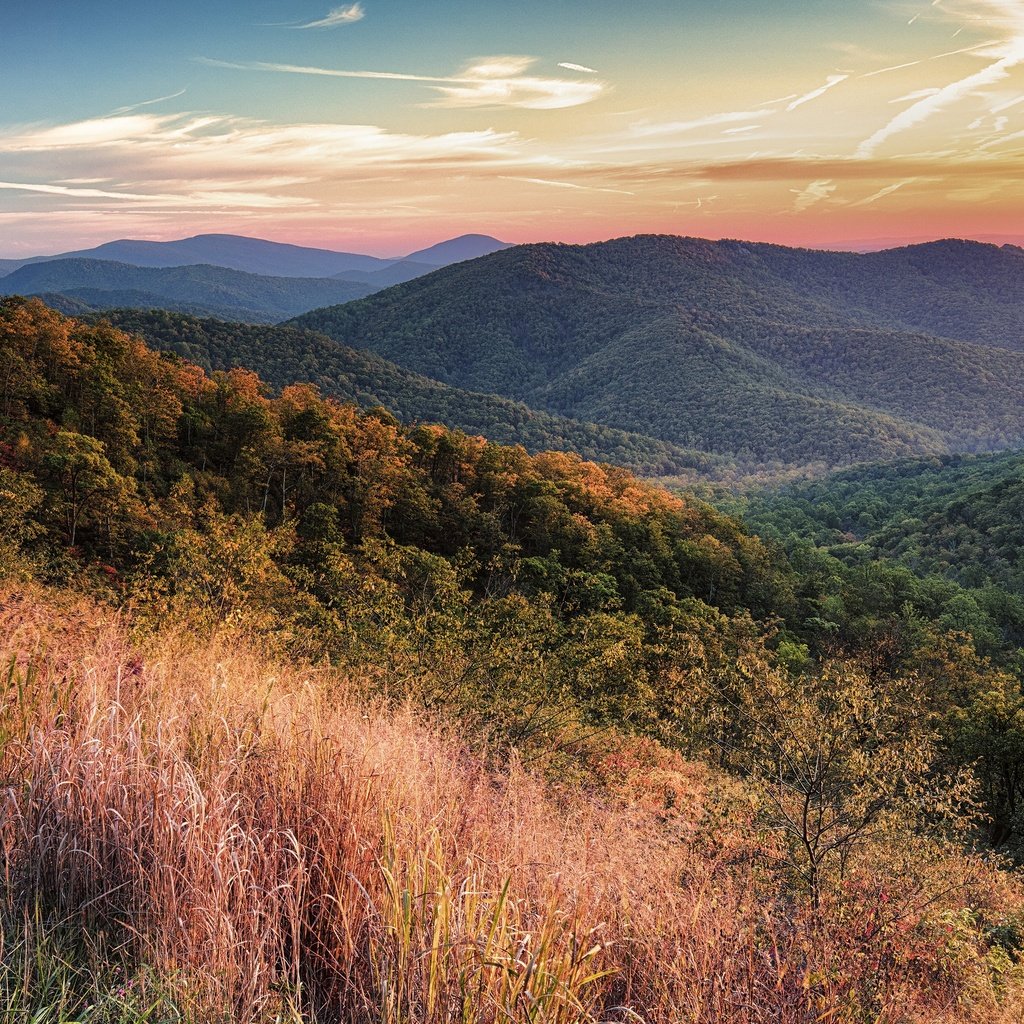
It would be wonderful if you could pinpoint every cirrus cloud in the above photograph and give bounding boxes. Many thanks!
[199,55,606,110]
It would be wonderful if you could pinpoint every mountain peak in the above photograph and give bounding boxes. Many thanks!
[403,234,512,265]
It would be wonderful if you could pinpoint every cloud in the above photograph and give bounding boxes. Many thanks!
[197,57,453,84]
[200,55,606,110]
[857,51,1024,156]
[859,41,999,78]
[3,115,176,150]
[109,89,187,116]
[0,180,163,201]
[0,111,526,214]
[857,1,1024,156]
[295,3,364,29]
[431,57,605,109]
[889,88,941,103]
[0,179,312,208]
[500,175,634,195]
[786,74,848,111]
[558,62,598,74]
[630,110,764,137]
[851,180,917,207]
[791,179,837,211]
[685,156,1014,183]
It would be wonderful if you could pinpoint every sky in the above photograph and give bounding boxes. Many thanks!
[1,0,1023,256]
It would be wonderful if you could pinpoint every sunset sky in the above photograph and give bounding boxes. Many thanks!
[2,0,1023,256]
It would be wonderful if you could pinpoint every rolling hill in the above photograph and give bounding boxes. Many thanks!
[0,259,376,322]
[97,308,724,478]
[737,449,1024,596]
[290,234,1024,472]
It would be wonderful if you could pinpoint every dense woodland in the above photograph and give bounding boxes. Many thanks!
[4,294,1024,1021]
[735,450,1024,603]
[293,235,1024,471]
[98,308,724,478]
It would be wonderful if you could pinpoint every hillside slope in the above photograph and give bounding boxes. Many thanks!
[99,308,723,477]
[292,235,1024,470]
[737,449,1024,595]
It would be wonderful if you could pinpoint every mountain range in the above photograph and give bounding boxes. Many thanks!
[290,234,1024,474]
[0,232,512,321]
[0,232,511,278]
[6,230,1024,478]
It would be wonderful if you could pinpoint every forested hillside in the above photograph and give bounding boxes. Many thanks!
[292,235,1024,471]
[735,449,1024,597]
[5,295,1024,1021]
[99,308,724,477]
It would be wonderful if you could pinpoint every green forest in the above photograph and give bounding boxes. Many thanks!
[293,236,1024,472]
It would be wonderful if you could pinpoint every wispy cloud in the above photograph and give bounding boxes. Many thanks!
[629,110,764,137]
[857,53,1024,156]
[859,40,999,78]
[500,175,634,195]
[0,179,312,208]
[199,55,605,109]
[0,180,161,201]
[109,89,187,116]
[295,3,365,29]
[858,2,1024,156]
[558,62,598,74]
[791,179,837,211]
[197,57,453,84]
[0,111,526,211]
[786,74,848,111]
[851,179,917,207]
[431,57,604,109]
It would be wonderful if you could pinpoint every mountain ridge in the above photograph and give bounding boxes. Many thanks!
[289,233,1024,472]
[0,258,376,322]
[0,231,511,279]
[96,307,724,479]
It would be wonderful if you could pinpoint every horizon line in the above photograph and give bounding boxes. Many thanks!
[2,228,1023,264]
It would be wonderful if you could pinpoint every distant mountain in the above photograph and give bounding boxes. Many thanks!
[403,234,512,265]
[0,259,375,322]
[290,234,1024,473]
[98,308,722,479]
[3,232,511,281]
[333,260,439,287]
[11,234,391,278]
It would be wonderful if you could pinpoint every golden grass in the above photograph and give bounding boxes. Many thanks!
[0,584,1020,1023]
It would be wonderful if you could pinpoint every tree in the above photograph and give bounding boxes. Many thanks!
[699,660,975,907]
[41,429,135,548]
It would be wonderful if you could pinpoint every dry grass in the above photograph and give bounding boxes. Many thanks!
[0,583,1020,1024]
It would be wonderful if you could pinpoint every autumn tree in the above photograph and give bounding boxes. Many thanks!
[41,429,137,548]
[695,658,976,907]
